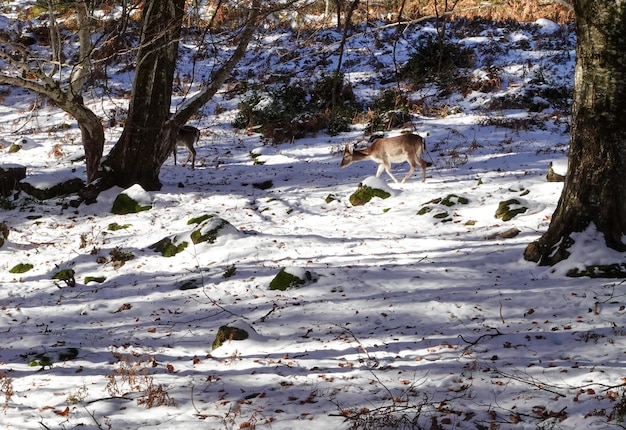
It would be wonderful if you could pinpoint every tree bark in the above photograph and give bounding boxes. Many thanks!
[524,0,626,265]
[100,0,186,191]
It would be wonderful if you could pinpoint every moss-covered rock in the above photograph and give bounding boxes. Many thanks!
[440,194,469,206]
[495,199,527,221]
[149,215,240,257]
[107,222,131,231]
[567,264,626,278]
[417,206,432,215]
[190,217,233,245]
[52,269,76,287]
[349,184,391,206]
[269,267,317,291]
[212,326,249,350]
[111,193,151,215]
[27,347,79,371]
[417,194,469,223]
[149,237,189,257]
[325,193,338,204]
[9,263,33,274]
[187,214,213,225]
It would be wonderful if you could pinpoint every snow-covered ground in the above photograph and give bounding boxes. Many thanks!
[2,10,626,430]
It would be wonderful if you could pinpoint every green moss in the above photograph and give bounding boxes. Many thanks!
[149,237,188,257]
[84,276,106,284]
[29,355,52,370]
[417,206,432,215]
[107,222,131,231]
[8,143,21,153]
[424,197,442,204]
[433,212,449,219]
[440,194,469,206]
[111,194,151,215]
[187,214,213,225]
[325,194,338,203]
[349,184,391,206]
[212,326,249,350]
[495,199,528,221]
[190,219,229,245]
[52,269,76,287]
[269,267,314,291]
[9,263,33,273]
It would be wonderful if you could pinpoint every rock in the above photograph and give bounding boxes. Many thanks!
[349,183,390,206]
[269,267,318,291]
[0,165,26,196]
[111,184,152,214]
[495,199,527,221]
[20,172,84,200]
[567,264,626,278]
[486,227,521,239]
[212,326,249,350]
[149,214,241,257]
[9,263,33,273]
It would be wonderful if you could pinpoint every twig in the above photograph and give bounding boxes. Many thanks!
[256,303,279,323]
[493,369,567,398]
[84,406,105,430]
[85,396,133,404]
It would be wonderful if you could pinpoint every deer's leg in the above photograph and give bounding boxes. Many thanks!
[383,164,399,183]
[419,158,427,182]
[184,146,197,170]
[401,162,416,183]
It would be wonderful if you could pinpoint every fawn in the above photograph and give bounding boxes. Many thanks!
[173,125,199,170]
[340,133,428,183]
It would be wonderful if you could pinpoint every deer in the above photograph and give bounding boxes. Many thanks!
[173,125,199,170]
[340,133,428,183]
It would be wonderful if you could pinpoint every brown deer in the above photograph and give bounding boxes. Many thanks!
[340,133,428,183]
[173,125,199,170]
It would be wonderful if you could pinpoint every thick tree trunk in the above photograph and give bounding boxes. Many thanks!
[100,0,185,191]
[524,0,626,265]
[74,104,104,184]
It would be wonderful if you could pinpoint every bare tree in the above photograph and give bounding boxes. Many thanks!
[0,0,103,183]
[1,0,266,195]
[90,0,264,195]
[524,0,626,268]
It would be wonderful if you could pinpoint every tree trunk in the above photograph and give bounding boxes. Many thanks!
[100,0,186,191]
[524,0,626,265]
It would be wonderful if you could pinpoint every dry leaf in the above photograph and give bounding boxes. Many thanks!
[54,407,70,416]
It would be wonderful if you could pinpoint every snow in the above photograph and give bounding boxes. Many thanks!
[1,10,626,430]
